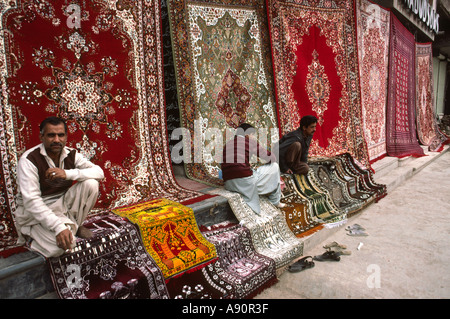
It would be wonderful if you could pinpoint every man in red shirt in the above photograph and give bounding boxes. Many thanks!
[221,123,284,215]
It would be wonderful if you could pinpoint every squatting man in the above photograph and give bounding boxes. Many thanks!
[14,116,104,257]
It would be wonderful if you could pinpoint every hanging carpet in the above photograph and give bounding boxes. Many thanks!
[267,0,370,169]
[279,174,324,237]
[415,43,450,152]
[356,0,390,162]
[167,0,279,186]
[208,189,303,273]
[200,222,277,299]
[0,0,213,254]
[386,13,425,158]
[48,214,169,299]
[112,198,217,280]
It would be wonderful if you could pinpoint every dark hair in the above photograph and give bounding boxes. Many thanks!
[235,123,255,136]
[299,115,318,130]
[39,117,67,134]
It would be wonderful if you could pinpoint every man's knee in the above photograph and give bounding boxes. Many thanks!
[78,179,99,194]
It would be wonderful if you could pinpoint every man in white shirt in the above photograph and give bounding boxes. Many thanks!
[14,117,104,257]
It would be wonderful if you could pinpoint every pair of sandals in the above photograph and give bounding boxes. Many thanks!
[346,224,368,236]
[312,241,351,262]
[288,256,315,273]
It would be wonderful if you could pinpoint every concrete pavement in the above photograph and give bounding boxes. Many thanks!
[254,151,450,299]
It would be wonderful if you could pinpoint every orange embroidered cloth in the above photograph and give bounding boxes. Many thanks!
[112,198,217,279]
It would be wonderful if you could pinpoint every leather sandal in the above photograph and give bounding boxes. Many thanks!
[313,251,341,262]
[288,256,315,273]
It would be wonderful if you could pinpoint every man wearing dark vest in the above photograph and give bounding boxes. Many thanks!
[14,117,104,257]
[277,115,317,175]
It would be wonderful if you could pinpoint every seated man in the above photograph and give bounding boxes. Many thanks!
[277,115,317,175]
[14,116,104,257]
[221,123,284,215]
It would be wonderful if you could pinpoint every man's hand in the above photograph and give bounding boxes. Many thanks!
[286,169,293,174]
[56,228,73,251]
[45,168,66,180]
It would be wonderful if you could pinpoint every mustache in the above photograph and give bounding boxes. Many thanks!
[50,142,63,147]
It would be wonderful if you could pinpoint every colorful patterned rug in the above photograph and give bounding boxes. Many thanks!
[0,0,212,253]
[336,153,387,202]
[415,43,450,152]
[386,13,425,158]
[167,0,279,186]
[309,158,365,215]
[267,0,370,169]
[201,222,277,299]
[279,174,324,237]
[48,214,169,299]
[164,260,232,299]
[112,198,217,279]
[292,173,346,227]
[208,189,303,273]
[332,155,375,203]
[356,0,390,162]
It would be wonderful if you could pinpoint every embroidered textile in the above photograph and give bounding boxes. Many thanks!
[309,158,364,215]
[415,43,450,152]
[0,0,211,253]
[336,153,386,202]
[386,13,424,158]
[48,214,169,299]
[292,172,346,226]
[356,0,390,162]
[279,174,323,237]
[267,0,370,168]
[201,222,277,299]
[208,188,303,272]
[112,198,217,279]
[167,0,279,185]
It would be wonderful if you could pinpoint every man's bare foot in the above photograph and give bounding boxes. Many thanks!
[76,225,94,239]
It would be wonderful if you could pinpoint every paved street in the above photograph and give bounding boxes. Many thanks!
[255,151,450,299]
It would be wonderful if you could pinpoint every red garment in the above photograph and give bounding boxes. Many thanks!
[221,135,276,181]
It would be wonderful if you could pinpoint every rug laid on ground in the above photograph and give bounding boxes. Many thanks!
[336,153,387,202]
[200,222,277,299]
[332,155,375,203]
[0,0,212,253]
[415,43,450,152]
[208,189,303,272]
[112,198,217,279]
[167,0,279,186]
[292,172,346,227]
[356,0,390,162]
[48,214,169,299]
[309,158,365,215]
[279,174,323,238]
[386,13,425,158]
[267,0,370,169]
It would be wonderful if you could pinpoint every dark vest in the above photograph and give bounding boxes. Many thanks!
[26,147,76,196]
[277,129,312,172]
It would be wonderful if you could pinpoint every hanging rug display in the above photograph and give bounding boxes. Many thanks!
[0,0,211,254]
[167,0,279,186]
[415,43,450,152]
[267,0,370,169]
[385,13,425,158]
[356,0,391,162]
[112,198,217,279]
[48,214,169,299]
